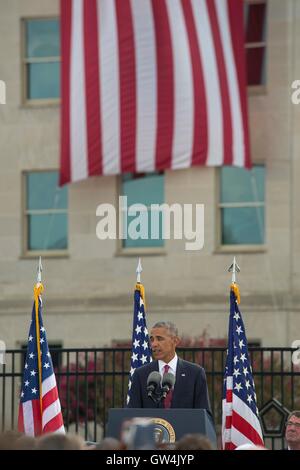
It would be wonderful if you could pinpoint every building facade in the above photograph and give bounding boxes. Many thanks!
[0,0,299,351]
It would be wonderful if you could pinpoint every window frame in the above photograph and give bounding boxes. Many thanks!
[215,165,267,253]
[21,170,69,258]
[21,16,60,107]
[20,6,267,103]
[116,174,166,257]
[20,342,63,372]
[244,0,268,95]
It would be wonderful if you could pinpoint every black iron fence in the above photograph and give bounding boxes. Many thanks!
[1,347,299,449]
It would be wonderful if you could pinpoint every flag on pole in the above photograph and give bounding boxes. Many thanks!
[18,283,65,436]
[222,286,264,449]
[60,0,251,185]
[126,283,152,405]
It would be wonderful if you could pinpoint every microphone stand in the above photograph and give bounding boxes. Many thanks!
[148,389,163,407]
[148,386,170,407]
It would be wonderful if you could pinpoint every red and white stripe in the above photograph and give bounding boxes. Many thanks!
[18,373,65,437]
[222,376,264,450]
[60,0,251,185]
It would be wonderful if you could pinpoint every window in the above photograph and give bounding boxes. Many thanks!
[244,0,267,88]
[21,343,62,370]
[218,165,265,246]
[24,171,68,253]
[22,18,60,103]
[121,173,164,250]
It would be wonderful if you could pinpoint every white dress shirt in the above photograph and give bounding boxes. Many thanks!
[158,354,178,384]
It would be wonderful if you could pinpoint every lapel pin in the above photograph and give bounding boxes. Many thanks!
[181,373,185,377]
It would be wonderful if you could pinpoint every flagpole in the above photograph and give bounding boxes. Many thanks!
[223,257,264,449]
[136,257,142,283]
[127,258,151,405]
[228,256,241,304]
[34,257,44,416]
[135,257,146,308]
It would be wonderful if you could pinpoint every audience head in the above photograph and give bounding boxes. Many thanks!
[36,433,85,450]
[0,430,24,450]
[13,435,36,450]
[175,433,214,450]
[95,437,124,450]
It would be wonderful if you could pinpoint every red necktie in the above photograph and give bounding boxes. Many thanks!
[163,364,173,408]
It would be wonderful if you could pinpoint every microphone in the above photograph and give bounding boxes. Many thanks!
[146,371,161,398]
[161,372,175,398]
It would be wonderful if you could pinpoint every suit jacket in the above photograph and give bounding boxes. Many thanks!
[127,358,211,414]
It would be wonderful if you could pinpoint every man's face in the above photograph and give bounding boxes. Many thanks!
[285,415,300,447]
[150,327,179,364]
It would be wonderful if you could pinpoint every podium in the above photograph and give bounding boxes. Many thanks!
[107,408,216,446]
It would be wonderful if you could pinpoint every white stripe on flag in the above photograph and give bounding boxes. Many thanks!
[131,0,157,172]
[70,0,88,182]
[166,0,194,170]
[42,398,62,428]
[231,425,256,448]
[222,397,233,448]
[191,0,223,166]
[23,401,35,437]
[223,401,233,415]
[98,0,121,175]
[233,394,264,440]
[227,376,233,389]
[215,0,245,167]
[42,374,57,397]
[223,428,232,443]
[53,424,66,435]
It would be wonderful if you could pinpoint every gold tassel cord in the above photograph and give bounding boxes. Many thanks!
[230,282,241,304]
[135,282,146,310]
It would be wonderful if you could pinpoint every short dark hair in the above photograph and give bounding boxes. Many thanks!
[287,410,300,421]
[152,322,178,337]
[36,433,84,450]
[175,433,214,450]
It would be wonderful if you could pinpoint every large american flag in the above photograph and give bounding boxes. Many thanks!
[126,284,152,405]
[18,295,65,436]
[222,288,264,449]
[60,0,250,185]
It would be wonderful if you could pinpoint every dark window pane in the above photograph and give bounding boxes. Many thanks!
[28,214,68,250]
[26,19,60,58]
[244,3,267,43]
[27,62,60,99]
[221,166,265,204]
[246,47,266,86]
[21,343,62,370]
[221,207,264,245]
[49,345,63,369]
[244,1,267,86]
[27,172,67,211]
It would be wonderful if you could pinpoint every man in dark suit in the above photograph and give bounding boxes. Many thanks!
[285,411,300,450]
[127,321,211,413]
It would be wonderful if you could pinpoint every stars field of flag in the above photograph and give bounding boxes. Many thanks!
[18,296,64,436]
[222,289,264,449]
[127,287,152,405]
